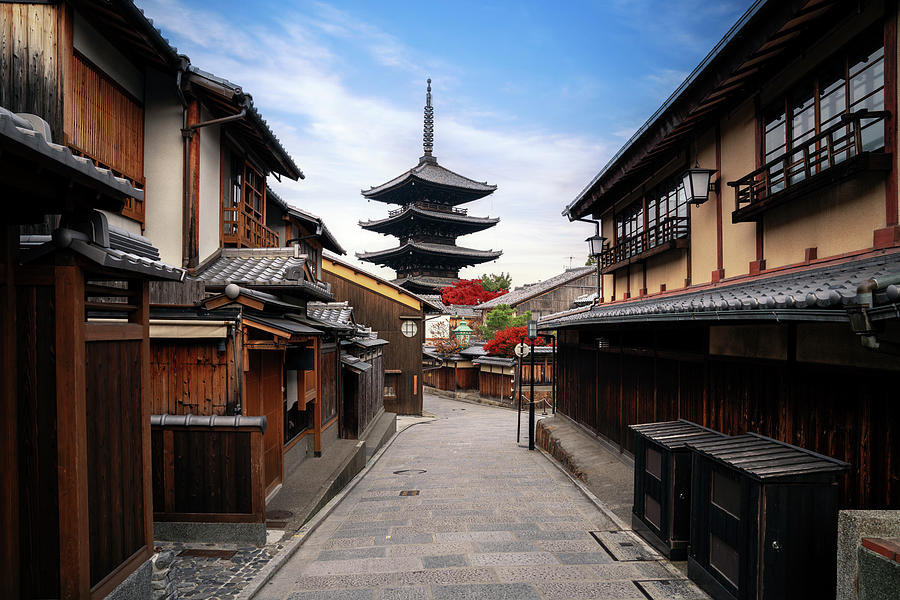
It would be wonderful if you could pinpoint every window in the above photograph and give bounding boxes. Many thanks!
[401,320,418,338]
[762,31,885,190]
[223,152,278,247]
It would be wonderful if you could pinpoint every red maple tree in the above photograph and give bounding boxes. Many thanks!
[484,325,546,357]
[441,279,507,305]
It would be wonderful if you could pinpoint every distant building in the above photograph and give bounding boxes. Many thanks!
[475,266,598,320]
[358,80,502,294]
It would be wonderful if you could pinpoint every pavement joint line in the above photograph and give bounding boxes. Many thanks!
[535,446,687,581]
[236,417,435,599]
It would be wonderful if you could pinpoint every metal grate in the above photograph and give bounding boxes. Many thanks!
[178,549,237,559]
[399,490,420,496]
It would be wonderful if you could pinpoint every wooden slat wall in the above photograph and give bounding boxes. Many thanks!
[151,429,254,516]
[0,3,63,141]
[150,341,232,416]
[423,365,478,391]
[16,284,60,598]
[68,53,144,185]
[342,353,385,439]
[244,350,283,496]
[556,329,900,509]
[478,371,512,399]
[321,346,338,424]
[320,271,423,415]
[84,340,146,588]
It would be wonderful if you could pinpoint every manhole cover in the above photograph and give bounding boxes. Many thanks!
[399,490,420,496]
[178,549,236,559]
[393,469,427,475]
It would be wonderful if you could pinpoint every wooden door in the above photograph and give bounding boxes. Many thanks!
[245,350,284,496]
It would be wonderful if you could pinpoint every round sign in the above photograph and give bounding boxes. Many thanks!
[514,343,531,358]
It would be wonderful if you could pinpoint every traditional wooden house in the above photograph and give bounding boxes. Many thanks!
[543,0,900,521]
[422,343,482,392]
[475,266,598,321]
[267,187,346,279]
[321,253,442,414]
[1,105,184,598]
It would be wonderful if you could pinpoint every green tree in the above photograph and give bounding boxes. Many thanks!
[480,272,512,292]
[478,304,531,341]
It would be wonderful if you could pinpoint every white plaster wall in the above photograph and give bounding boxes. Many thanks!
[198,114,221,263]
[141,68,184,266]
[73,11,143,99]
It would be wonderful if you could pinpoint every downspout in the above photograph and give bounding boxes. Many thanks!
[849,273,900,351]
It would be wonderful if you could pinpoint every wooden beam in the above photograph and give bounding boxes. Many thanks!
[55,265,90,598]
[0,226,19,596]
[137,280,153,569]
[185,99,201,269]
[84,322,144,341]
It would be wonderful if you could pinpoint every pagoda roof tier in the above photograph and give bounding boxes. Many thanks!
[357,242,502,269]
[360,204,499,235]
[361,156,497,206]
[394,275,459,294]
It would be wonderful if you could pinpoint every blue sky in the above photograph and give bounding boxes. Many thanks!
[141,0,750,287]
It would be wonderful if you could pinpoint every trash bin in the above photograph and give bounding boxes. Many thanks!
[686,433,849,600]
[629,419,727,559]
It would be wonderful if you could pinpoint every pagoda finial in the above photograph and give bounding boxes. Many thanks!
[423,78,434,159]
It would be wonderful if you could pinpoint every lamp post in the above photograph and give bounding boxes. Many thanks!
[586,231,606,304]
[527,319,537,451]
[452,318,474,348]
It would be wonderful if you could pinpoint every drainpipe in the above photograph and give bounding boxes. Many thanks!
[848,273,900,351]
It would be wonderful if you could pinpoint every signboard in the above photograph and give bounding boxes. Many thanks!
[514,343,531,358]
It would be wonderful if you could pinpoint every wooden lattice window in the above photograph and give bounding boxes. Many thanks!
[68,52,145,224]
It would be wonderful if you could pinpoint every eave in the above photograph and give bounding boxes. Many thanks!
[356,242,502,267]
[359,206,499,235]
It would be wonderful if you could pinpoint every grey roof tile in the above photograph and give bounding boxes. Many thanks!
[358,242,502,261]
[363,159,496,198]
[194,247,307,284]
[540,253,900,327]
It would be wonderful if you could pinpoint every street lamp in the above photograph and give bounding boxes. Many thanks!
[527,319,538,451]
[586,232,606,305]
[452,318,474,347]
[681,166,718,206]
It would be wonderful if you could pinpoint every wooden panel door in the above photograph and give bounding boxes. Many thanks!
[245,350,284,496]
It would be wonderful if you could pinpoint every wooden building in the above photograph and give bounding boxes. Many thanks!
[357,80,502,294]
[475,266,598,320]
[543,0,900,518]
[1,105,184,598]
[321,253,441,415]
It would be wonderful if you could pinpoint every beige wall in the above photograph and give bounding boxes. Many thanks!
[645,252,687,294]
[765,176,885,268]
[73,11,143,99]
[142,68,184,266]
[719,101,758,278]
[199,113,221,263]
[691,129,719,285]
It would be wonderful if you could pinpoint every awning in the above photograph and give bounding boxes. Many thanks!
[244,315,324,338]
[150,319,230,339]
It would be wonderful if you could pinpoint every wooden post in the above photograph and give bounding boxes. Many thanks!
[313,338,322,456]
[0,226,19,596]
[136,279,153,555]
[249,430,265,523]
[184,99,201,268]
[54,265,90,598]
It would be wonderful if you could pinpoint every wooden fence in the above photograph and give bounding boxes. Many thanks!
[150,415,266,524]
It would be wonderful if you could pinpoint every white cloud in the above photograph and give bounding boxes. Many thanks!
[140,0,611,287]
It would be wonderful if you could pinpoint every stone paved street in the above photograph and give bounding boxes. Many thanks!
[254,394,711,600]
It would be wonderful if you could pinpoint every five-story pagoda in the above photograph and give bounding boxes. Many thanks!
[358,80,501,294]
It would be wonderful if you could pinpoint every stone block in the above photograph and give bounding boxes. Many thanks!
[837,510,900,600]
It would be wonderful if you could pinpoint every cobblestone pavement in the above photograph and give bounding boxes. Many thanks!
[254,394,711,600]
[155,541,285,598]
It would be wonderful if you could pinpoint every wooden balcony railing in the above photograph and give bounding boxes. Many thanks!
[389,202,469,218]
[599,217,689,273]
[224,204,279,248]
[729,110,891,222]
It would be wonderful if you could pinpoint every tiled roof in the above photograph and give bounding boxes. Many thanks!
[418,294,447,312]
[472,356,516,367]
[307,301,353,327]
[194,248,306,284]
[476,267,595,310]
[541,252,900,327]
[358,242,502,261]
[360,206,499,229]
[395,276,459,292]
[1,107,141,202]
[362,158,496,198]
[449,305,479,318]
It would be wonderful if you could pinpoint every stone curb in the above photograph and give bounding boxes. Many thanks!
[236,418,433,599]
[535,445,687,581]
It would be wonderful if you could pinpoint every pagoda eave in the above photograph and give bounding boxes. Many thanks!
[356,244,502,270]
[359,208,499,235]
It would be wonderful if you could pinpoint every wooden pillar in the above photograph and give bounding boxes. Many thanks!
[0,225,19,596]
[135,279,154,557]
[184,99,201,268]
[314,337,322,456]
[54,265,90,598]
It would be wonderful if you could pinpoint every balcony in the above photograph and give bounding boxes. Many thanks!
[729,110,892,223]
[389,201,469,218]
[223,204,279,248]
[599,217,689,274]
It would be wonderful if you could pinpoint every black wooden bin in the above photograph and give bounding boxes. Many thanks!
[686,433,849,600]
[629,419,727,559]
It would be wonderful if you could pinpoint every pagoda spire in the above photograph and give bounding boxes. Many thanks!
[422,78,435,162]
